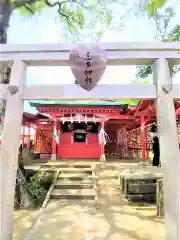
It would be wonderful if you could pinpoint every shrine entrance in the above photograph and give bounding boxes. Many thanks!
[0,43,180,240]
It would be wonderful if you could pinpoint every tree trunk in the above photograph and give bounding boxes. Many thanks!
[0,0,13,119]
[0,0,12,44]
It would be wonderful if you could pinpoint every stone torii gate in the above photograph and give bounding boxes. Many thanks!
[0,42,180,240]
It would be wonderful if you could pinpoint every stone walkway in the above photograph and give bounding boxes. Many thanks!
[13,163,165,240]
[13,210,39,240]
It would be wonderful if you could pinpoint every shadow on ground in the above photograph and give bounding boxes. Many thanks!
[13,163,165,240]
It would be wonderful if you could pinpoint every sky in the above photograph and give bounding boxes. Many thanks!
[6,0,180,113]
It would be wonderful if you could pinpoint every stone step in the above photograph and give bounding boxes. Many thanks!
[41,164,92,169]
[54,179,93,189]
[58,167,93,174]
[57,173,95,181]
[50,189,96,200]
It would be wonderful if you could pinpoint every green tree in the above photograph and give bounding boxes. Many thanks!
[0,0,116,44]
[146,0,168,16]
[136,7,180,79]
[122,79,150,105]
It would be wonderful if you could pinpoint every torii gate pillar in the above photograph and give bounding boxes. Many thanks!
[153,58,180,240]
[0,60,25,240]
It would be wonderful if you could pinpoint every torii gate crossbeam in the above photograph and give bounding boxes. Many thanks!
[0,42,180,240]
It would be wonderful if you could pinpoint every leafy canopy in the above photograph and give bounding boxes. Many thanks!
[136,7,180,79]
[146,0,168,16]
[10,0,124,41]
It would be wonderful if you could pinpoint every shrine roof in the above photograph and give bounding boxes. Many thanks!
[23,112,49,122]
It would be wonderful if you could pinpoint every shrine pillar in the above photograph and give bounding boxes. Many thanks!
[27,125,31,149]
[122,126,128,157]
[116,128,121,156]
[100,120,106,161]
[153,58,180,240]
[140,115,146,161]
[51,119,57,161]
[32,125,37,151]
[22,125,25,146]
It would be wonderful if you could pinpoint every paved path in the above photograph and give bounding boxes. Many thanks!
[13,163,165,240]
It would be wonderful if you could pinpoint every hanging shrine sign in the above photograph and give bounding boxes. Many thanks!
[69,43,107,91]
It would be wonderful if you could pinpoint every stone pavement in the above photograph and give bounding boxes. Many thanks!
[13,163,165,240]
[13,210,39,240]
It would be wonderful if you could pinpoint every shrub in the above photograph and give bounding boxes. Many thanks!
[25,170,54,206]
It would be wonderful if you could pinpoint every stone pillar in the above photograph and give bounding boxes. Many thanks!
[153,58,180,240]
[51,119,57,161]
[100,120,106,161]
[0,60,26,240]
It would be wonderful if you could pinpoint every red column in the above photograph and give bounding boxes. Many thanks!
[123,126,128,157]
[141,115,146,161]
[116,128,121,156]
[51,119,57,161]
[33,125,37,152]
[27,126,30,149]
[100,120,106,161]
[22,125,25,146]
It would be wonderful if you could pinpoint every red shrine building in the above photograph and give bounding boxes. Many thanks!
[8,100,180,161]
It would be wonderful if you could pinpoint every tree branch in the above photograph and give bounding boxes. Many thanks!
[12,0,40,9]
[152,16,165,39]
[44,0,68,13]
[22,4,36,14]
[59,10,82,30]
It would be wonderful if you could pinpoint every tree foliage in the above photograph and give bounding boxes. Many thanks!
[0,0,124,44]
[167,24,180,42]
[136,7,180,79]
[25,170,55,206]
[146,0,168,16]
[121,79,150,105]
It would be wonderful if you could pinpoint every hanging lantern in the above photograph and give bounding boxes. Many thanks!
[69,43,107,91]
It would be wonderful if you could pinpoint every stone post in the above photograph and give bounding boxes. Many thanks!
[153,58,180,240]
[0,60,26,240]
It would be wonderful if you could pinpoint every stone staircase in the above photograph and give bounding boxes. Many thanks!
[50,163,98,201]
